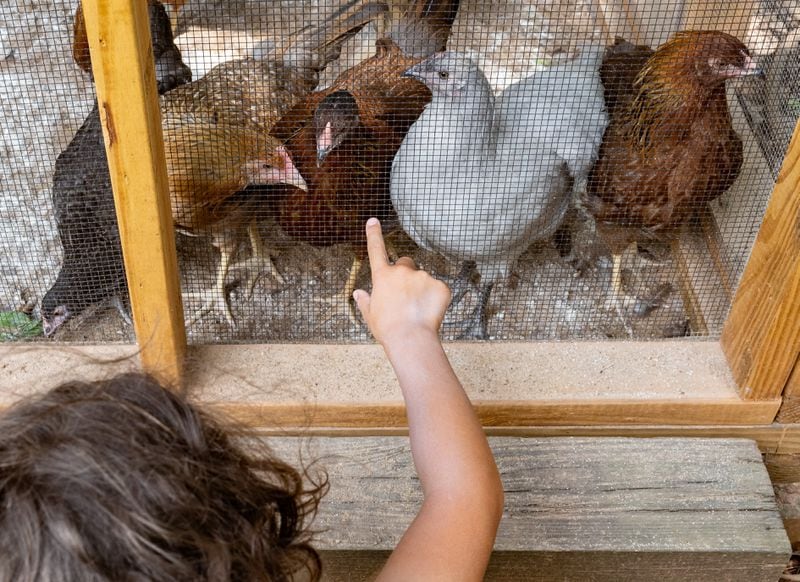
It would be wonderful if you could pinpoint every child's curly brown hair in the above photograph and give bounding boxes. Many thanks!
[0,373,327,582]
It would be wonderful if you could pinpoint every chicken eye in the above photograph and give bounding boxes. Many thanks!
[438,71,449,79]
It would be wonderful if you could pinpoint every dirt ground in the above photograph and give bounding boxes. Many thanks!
[0,0,794,344]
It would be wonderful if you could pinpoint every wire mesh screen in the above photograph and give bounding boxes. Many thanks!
[0,0,797,344]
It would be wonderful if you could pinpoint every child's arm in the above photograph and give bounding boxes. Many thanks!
[354,218,504,581]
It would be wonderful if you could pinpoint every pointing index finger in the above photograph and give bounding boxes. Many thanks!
[365,217,389,272]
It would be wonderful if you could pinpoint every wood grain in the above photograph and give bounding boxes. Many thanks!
[268,424,800,454]
[787,357,800,397]
[211,398,780,428]
[779,398,800,424]
[270,437,790,581]
[321,551,788,582]
[764,454,800,484]
[722,119,800,401]
[80,0,186,386]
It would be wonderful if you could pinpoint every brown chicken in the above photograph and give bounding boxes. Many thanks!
[158,0,387,324]
[585,31,763,317]
[270,0,461,322]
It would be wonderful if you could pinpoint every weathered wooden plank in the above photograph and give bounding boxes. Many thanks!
[765,454,800,484]
[320,551,786,582]
[721,119,800,401]
[80,0,186,386]
[271,437,790,581]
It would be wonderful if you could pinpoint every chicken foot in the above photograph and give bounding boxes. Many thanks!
[605,251,634,336]
[185,242,238,327]
[441,261,479,307]
[313,255,363,326]
[604,245,673,334]
[229,222,285,298]
[450,281,494,340]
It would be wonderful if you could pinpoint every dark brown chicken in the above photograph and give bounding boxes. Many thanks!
[72,0,187,75]
[270,0,461,320]
[585,31,763,315]
[156,1,386,324]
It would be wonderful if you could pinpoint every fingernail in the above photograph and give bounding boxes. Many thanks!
[366,217,379,227]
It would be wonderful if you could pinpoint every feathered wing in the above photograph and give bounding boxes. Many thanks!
[599,38,653,119]
[496,44,608,187]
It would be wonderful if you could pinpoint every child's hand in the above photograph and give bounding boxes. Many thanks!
[354,218,451,347]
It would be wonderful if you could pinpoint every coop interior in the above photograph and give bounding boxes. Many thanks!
[0,0,799,417]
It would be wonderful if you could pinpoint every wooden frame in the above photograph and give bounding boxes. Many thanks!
[80,0,185,386]
[6,0,798,438]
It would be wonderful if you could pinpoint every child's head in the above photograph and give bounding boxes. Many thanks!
[0,373,326,582]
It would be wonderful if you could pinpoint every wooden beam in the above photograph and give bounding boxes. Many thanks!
[81,0,185,386]
[211,398,780,429]
[246,424,800,454]
[0,341,779,427]
[721,119,800,401]
[279,437,791,580]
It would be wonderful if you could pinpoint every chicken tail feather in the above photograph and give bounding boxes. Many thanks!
[392,0,462,56]
[282,1,389,71]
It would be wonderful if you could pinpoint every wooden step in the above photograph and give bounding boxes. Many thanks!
[267,437,791,581]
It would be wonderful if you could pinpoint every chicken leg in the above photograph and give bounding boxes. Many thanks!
[314,255,362,326]
[184,235,240,327]
[229,221,285,297]
[456,282,494,340]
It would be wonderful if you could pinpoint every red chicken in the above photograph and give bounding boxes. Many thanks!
[585,31,763,317]
[270,0,461,322]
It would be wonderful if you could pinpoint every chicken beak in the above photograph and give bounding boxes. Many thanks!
[278,147,308,192]
[402,63,424,81]
[316,122,334,166]
[284,163,308,192]
[734,54,764,78]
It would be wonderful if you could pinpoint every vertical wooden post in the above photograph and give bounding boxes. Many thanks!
[81,0,186,386]
[721,119,800,402]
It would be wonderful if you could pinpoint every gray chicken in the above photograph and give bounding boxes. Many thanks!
[391,48,608,338]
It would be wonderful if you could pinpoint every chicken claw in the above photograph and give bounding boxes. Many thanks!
[444,281,493,340]
[229,222,285,298]
[313,256,362,327]
[184,247,236,327]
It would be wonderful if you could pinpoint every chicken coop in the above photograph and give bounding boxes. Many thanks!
[1,0,799,447]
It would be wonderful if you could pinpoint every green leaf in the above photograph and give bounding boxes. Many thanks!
[0,311,44,342]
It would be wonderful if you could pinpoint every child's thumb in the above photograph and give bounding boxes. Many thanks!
[353,289,371,317]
